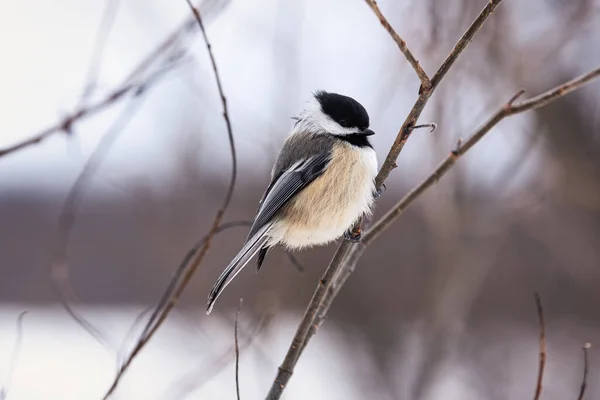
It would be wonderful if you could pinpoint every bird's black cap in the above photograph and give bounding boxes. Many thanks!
[314,91,370,131]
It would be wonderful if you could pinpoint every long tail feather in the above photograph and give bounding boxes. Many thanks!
[206,224,271,314]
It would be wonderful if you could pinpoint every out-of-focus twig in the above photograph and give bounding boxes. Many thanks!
[51,97,145,356]
[0,311,28,400]
[266,2,505,397]
[364,0,430,89]
[235,299,243,400]
[533,293,546,400]
[285,252,305,273]
[0,5,198,160]
[0,86,133,158]
[102,2,236,397]
[577,343,591,400]
[80,0,121,102]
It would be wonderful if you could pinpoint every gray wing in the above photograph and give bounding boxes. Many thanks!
[206,133,334,314]
[246,133,335,241]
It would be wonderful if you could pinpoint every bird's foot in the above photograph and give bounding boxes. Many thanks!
[373,184,386,199]
[344,228,362,242]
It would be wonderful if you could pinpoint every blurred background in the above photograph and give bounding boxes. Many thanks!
[1,0,599,398]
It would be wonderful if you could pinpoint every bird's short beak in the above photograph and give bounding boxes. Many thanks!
[362,128,375,136]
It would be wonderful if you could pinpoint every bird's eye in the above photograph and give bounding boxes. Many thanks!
[339,119,350,127]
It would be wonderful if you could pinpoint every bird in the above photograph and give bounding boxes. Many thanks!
[206,90,379,314]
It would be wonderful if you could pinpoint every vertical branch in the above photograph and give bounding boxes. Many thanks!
[235,299,243,400]
[533,293,546,400]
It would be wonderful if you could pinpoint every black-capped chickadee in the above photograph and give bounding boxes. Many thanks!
[206,91,378,314]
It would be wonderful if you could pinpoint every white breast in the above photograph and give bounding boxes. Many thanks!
[270,142,378,249]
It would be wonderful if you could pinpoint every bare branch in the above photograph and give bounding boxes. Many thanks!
[266,2,505,397]
[235,299,243,400]
[0,311,28,400]
[102,2,236,397]
[533,293,546,400]
[364,0,430,88]
[577,343,591,400]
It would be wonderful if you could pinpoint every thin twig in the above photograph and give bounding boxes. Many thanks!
[364,0,430,88]
[266,2,505,397]
[412,122,438,132]
[79,0,121,102]
[235,298,243,400]
[0,311,28,400]
[577,343,591,400]
[103,2,236,397]
[533,293,546,400]
[116,306,153,372]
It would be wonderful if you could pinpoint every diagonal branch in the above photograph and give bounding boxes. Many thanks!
[266,2,504,397]
[102,2,237,397]
[364,0,430,88]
